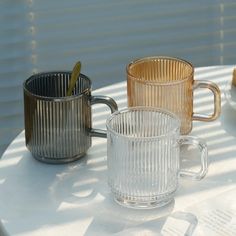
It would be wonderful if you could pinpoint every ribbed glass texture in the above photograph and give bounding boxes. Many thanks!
[127,57,193,134]
[23,72,91,163]
[106,107,180,209]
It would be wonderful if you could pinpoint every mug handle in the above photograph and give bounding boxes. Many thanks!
[178,136,208,181]
[192,80,221,121]
[90,95,118,138]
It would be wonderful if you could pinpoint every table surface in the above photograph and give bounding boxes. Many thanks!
[1,66,236,236]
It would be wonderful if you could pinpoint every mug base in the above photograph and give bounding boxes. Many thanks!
[113,191,175,209]
[31,152,86,164]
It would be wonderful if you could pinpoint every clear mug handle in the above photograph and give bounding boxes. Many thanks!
[90,95,118,138]
[178,136,208,180]
[192,80,221,121]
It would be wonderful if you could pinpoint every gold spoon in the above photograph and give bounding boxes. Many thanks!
[66,61,82,96]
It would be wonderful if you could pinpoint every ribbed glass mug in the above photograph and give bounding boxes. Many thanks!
[106,107,208,209]
[23,72,118,164]
[127,56,221,134]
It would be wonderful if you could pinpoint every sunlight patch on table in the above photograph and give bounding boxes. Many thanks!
[0,156,22,168]
[207,135,234,146]
[176,184,236,211]
[57,193,105,211]
[87,155,106,165]
[4,146,26,155]
[209,145,236,156]
[17,217,94,236]
[195,129,226,139]
[88,165,107,172]
[0,178,6,184]
[72,189,94,198]
[73,178,98,188]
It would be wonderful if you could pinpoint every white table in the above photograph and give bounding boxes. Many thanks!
[0,66,236,235]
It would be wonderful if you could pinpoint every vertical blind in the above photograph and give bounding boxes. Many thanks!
[1,0,236,156]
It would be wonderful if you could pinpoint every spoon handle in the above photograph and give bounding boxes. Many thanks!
[66,61,81,96]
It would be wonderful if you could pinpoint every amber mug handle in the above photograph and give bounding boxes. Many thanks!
[192,80,221,121]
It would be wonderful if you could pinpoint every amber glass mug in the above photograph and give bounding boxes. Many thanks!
[127,56,221,134]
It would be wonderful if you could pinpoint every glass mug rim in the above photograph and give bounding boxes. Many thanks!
[23,71,91,101]
[126,56,194,85]
[106,106,181,140]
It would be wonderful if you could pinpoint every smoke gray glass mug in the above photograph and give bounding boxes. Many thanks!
[106,107,208,209]
[23,71,118,164]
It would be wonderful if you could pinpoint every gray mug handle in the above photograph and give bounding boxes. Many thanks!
[90,95,118,138]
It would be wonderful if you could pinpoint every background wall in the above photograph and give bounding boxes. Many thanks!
[1,0,236,156]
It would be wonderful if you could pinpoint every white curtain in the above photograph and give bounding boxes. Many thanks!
[0,0,235,155]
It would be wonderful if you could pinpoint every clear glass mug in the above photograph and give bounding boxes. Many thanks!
[106,107,208,209]
[127,56,221,134]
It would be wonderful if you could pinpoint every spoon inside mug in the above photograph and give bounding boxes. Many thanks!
[66,61,81,96]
